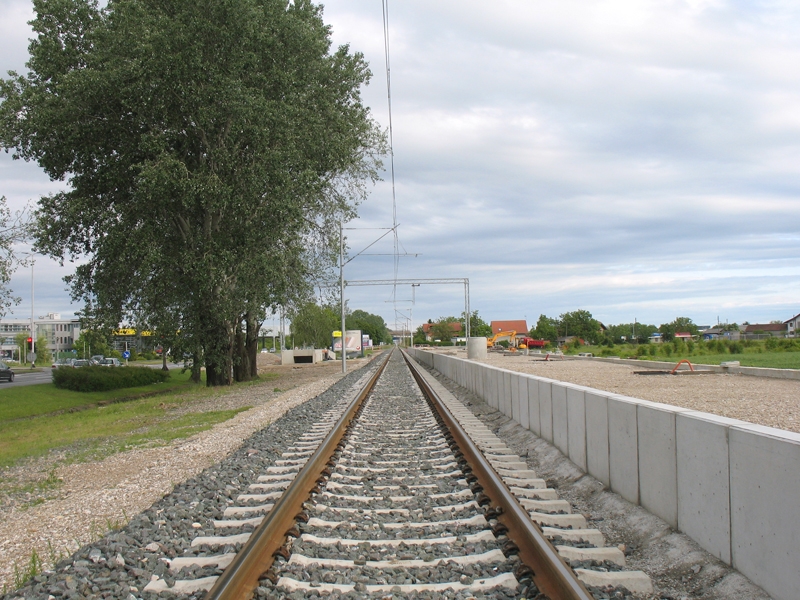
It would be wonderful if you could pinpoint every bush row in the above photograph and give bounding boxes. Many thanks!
[52,366,170,392]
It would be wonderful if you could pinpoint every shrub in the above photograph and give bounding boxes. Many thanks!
[636,345,647,357]
[648,345,657,356]
[661,344,673,357]
[765,337,779,350]
[686,340,694,354]
[52,366,170,392]
[728,341,743,354]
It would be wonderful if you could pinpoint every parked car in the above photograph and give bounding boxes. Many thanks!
[89,355,104,365]
[72,359,90,368]
[99,358,121,367]
[0,361,13,382]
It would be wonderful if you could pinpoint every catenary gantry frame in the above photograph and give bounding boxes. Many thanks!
[346,278,471,338]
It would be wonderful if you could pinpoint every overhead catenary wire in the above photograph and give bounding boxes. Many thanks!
[381,0,405,338]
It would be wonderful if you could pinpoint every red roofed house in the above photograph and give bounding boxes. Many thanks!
[490,320,528,335]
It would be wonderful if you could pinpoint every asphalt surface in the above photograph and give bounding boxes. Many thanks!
[2,367,54,387]
[1,362,183,388]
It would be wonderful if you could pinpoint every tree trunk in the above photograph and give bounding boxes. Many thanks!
[191,352,202,383]
[233,321,251,383]
[205,323,234,386]
[162,351,168,372]
[246,313,261,379]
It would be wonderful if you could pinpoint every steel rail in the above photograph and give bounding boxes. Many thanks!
[402,350,594,600]
[204,350,392,600]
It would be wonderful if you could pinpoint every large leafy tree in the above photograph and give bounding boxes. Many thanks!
[463,310,492,337]
[530,314,559,342]
[559,310,601,345]
[1,0,384,385]
[289,301,338,349]
[346,309,390,345]
[659,317,699,341]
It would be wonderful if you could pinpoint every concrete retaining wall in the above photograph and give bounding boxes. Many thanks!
[407,348,800,600]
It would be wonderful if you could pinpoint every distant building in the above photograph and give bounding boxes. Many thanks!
[649,332,664,344]
[0,313,81,360]
[784,314,800,338]
[490,320,528,335]
[743,323,787,338]
[674,332,695,341]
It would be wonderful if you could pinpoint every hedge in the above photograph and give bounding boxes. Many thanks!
[52,366,170,392]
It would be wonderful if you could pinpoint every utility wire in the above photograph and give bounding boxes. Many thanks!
[381,0,400,306]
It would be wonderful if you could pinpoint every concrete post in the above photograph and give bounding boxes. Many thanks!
[467,337,488,359]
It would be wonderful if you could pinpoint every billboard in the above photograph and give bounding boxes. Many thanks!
[332,329,363,357]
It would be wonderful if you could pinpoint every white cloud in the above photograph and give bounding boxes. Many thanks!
[3,0,800,329]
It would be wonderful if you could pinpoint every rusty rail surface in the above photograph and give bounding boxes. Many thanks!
[204,350,391,600]
[402,350,594,600]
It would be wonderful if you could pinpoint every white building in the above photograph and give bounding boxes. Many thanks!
[0,313,81,361]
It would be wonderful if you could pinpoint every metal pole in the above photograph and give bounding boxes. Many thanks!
[30,261,34,365]
[464,279,470,339]
[340,220,346,374]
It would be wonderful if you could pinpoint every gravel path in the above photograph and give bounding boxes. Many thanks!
[0,357,369,593]
[467,353,800,433]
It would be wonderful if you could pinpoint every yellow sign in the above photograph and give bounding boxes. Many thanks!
[332,331,342,337]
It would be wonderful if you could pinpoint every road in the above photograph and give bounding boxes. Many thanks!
[2,362,184,388]
[3,367,54,387]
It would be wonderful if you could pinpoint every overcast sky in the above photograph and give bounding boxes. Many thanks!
[2,0,800,332]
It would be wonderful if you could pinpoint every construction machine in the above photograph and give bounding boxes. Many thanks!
[487,330,517,348]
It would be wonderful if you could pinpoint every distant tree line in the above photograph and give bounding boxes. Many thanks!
[530,312,704,346]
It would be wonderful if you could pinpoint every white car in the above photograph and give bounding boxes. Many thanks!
[99,358,122,367]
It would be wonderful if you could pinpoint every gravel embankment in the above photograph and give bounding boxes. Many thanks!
[469,353,800,433]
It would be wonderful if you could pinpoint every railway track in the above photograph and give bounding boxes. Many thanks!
[4,349,652,599]
[138,349,649,599]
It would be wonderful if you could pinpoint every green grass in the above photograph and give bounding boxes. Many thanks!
[576,342,800,370]
[646,352,800,369]
[0,390,248,467]
[0,370,199,422]
[0,371,279,468]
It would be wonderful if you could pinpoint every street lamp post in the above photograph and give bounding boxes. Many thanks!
[29,259,35,367]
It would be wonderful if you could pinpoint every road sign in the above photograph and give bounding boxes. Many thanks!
[332,330,342,337]
[122,351,131,359]
[27,352,37,362]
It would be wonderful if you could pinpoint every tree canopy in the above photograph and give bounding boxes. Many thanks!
[0,197,31,317]
[1,0,384,385]
[659,317,700,341]
[289,302,338,349]
[347,309,390,345]
[530,314,559,342]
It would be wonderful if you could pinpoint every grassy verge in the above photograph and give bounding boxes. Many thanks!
[0,370,200,422]
[0,372,278,469]
[573,342,800,369]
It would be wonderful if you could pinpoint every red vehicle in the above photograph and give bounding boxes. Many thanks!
[519,337,547,349]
